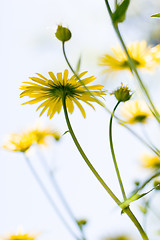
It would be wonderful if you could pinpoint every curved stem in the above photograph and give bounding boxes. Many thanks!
[62,97,149,240]
[109,101,127,200]
[23,154,80,240]
[138,170,160,192]
[104,0,160,124]
[36,149,86,240]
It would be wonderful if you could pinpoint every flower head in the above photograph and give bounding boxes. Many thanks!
[99,41,155,74]
[29,126,61,145]
[20,70,106,118]
[112,83,132,102]
[2,132,35,152]
[119,100,151,124]
[140,153,160,169]
[1,229,38,240]
[55,25,72,42]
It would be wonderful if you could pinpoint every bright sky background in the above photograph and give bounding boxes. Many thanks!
[1,0,160,240]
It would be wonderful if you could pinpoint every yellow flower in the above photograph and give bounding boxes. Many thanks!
[151,44,160,64]
[20,69,106,118]
[2,230,38,240]
[119,100,151,124]
[29,126,61,145]
[140,153,160,169]
[104,235,133,240]
[99,41,154,74]
[2,132,35,152]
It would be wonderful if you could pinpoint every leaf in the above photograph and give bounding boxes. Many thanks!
[119,188,154,209]
[76,56,81,74]
[62,130,69,136]
[151,13,160,18]
[112,0,130,24]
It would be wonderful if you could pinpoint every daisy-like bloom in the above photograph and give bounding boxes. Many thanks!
[151,44,160,64]
[29,126,61,145]
[99,41,155,74]
[20,69,106,118]
[119,100,152,124]
[2,132,35,152]
[1,230,38,240]
[140,153,160,169]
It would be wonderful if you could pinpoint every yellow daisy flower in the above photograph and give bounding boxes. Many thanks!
[140,153,160,169]
[99,41,154,74]
[1,230,38,240]
[2,132,35,152]
[20,69,106,118]
[119,100,151,124]
[151,44,160,64]
[29,126,61,145]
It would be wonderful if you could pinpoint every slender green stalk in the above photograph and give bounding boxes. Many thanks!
[62,96,149,240]
[138,170,160,192]
[109,101,127,200]
[104,0,160,124]
[23,154,80,240]
[62,42,160,158]
[36,149,86,240]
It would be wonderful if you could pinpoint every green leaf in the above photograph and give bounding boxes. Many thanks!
[112,0,130,24]
[76,56,81,74]
[62,130,69,136]
[119,188,154,209]
[151,13,160,18]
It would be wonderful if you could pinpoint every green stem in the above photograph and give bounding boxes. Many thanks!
[36,149,86,240]
[23,154,80,240]
[104,0,160,124]
[62,41,160,158]
[138,170,160,192]
[109,101,127,200]
[62,97,149,240]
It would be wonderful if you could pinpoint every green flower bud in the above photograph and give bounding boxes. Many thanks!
[112,83,132,102]
[154,179,160,190]
[76,219,87,229]
[55,25,72,42]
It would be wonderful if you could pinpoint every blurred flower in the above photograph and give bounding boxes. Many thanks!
[29,126,61,145]
[151,44,160,63]
[99,41,155,74]
[2,132,35,152]
[140,153,160,169]
[103,235,133,240]
[119,100,151,124]
[20,69,106,118]
[1,229,38,240]
[111,83,132,102]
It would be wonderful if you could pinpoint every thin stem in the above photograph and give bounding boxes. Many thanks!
[104,0,160,124]
[23,154,80,240]
[138,170,160,192]
[36,149,86,240]
[109,101,127,200]
[62,97,149,240]
[62,41,160,158]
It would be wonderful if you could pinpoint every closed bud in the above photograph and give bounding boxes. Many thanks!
[55,25,72,42]
[112,83,132,102]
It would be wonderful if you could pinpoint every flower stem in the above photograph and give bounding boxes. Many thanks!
[62,97,149,240]
[23,154,80,240]
[62,41,160,158]
[109,101,127,200]
[104,0,160,124]
[36,149,86,240]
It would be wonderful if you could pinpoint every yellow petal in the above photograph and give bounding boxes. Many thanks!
[82,76,97,85]
[72,98,86,118]
[63,70,69,84]
[29,77,49,87]
[57,72,63,83]
[48,72,58,83]
[66,98,74,114]
[36,73,48,80]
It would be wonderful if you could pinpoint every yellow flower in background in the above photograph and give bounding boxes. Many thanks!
[99,41,155,74]
[20,70,106,118]
[151,44,160,64]
[140,153,160,169]
[2,229,38,240]
[119,100,151,124]
[104,235,133,240]
[2,132,35,152]
[29,126,61,145]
